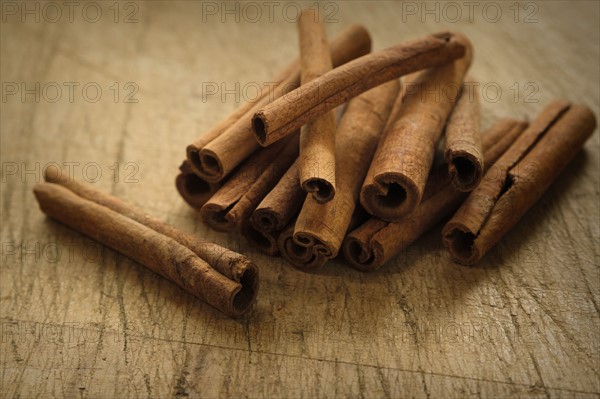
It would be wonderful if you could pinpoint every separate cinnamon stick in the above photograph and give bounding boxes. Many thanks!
[34,179,258,318]
[43,166,257,290]
[344,118,527,271]
[442,101,596,265]
[252,31,467,146]
[360,34,473,222]
[189,24,372,183]
[282,81,400,271]
[241,220,281,256]
[444,87,482,191]
[175,160,221,209]
[200,133,298,232]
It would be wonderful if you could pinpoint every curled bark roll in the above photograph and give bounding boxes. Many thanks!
[297,9,336,203]
[201,133,299,232]
[175,160,221,209]
[188,24,372,183]
[284,81,400,271]
[241,220,281,257]
[243,160,305,256]
[344,118,527,271]
[442,101,596,265]
[444,87,482,191]
[360,34,473,222]
[43,166,257,290]
[252,31,467,146]
[279,208,369,271]
[34,181,258,318]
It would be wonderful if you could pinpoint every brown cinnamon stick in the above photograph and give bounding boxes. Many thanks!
[444,87,482,191]
[189,24,372,183]
[175,160,221,209]
[282,81,400,271]
[252,31,467,146]
[200,133,298,232]
[343,118,527,271]
[360,34,473,222]
[278,208,369,271]
[242,158,306,256]
[442,100,596,265]
[297,9,337,203]
[34,174,258,318]
[43,166,257,291]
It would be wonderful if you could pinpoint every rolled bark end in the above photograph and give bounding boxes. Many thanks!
[251,209,279,232]
[175,173,213,209]
[302,178,335,203]
[200,203,237,233]
[241,221,279,256]
[442,223,480,265]
[278,227,328,272]
[185,144,226,183]
[252,112,268,146]
[230,263,259,316]
[448,151,483,192]
[342,235,376,272]
[362,173,420,222]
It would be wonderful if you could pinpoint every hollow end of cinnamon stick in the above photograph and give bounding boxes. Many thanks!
[442,223,481,265]
[447,151,483,192]
[175,171,216,210]
[241,221,279,256]
[251,209,280,232]
[230,263,259,316]
[361,173,421,222]
[252,112,269,146]
[342,235,378,272]
[278,226,328,272]
[189,146,227,183]
[200,203,237,233]
[302,178,335,203]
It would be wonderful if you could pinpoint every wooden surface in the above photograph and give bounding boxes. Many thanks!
[1,1,599,397]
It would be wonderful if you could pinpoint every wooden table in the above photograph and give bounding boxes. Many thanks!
[1,1,598,397]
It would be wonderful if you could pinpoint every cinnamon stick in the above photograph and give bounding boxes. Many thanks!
[189,24,372,183]
[175,160,221,209]
[444,87,483,191]
[297,9,337,203]
[278,208,369,271]
[360,34,473,222]
[242,159,305,256]
[283,81,400,271]
[343,118,527,271]
[43,166,257,290]
[442,101,596,265]
[34,175,258,318]
[252,31,467,146]
[200,133,298,232]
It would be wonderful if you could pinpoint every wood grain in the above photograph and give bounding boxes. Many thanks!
[1,1,598,397]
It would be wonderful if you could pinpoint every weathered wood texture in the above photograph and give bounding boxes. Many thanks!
[1,1,598,398]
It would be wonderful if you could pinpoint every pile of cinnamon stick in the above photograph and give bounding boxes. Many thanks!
[179,11,596,272]
[31,11,595,318]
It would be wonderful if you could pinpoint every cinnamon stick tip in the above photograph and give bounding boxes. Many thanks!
[302,178,335,203]
[361,174,421,222]
[230,261,259,316]
[252,112,269,146]
[200,203,237,232]
[445,151,484,192]
[343,235,377,272]
[241,221,280,256]
[442,223,480,265]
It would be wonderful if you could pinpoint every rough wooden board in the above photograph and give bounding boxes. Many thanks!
[1,1,598,398]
